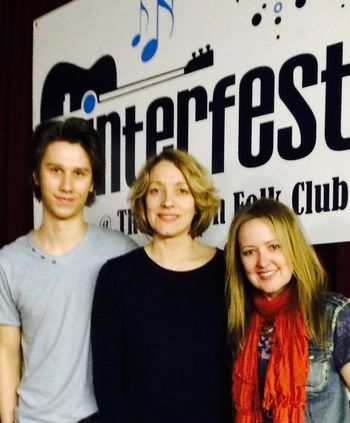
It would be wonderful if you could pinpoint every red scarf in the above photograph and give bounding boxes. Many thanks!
[232,288,309,422]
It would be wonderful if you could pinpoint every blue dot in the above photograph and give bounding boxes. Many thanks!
[274,2,282,13]
[82,92,97,114]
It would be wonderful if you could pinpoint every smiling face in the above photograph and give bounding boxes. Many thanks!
[38,141,93,222]
[238,217,293,300]
[145,160,196,240]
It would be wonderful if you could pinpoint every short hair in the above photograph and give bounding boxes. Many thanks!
[225,198,327,351]
[129,149,220,238]
[31,117,104,206]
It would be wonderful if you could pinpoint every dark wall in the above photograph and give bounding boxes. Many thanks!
[0,0,71,248]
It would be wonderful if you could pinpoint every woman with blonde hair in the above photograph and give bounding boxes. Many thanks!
[226,198,350,422]
[92,149,232,422]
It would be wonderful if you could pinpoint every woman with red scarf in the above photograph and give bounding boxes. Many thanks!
[226,198,350,422]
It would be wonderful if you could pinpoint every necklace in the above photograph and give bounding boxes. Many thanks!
[146,243,188,271]
[261,318,275,338]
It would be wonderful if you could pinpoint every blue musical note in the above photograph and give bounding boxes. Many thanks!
[141,0,174,62]
[131,1,149,47]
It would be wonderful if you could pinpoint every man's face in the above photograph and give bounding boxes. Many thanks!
[37,141,93,222]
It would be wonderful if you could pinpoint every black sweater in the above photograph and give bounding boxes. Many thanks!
[91,247,232,423]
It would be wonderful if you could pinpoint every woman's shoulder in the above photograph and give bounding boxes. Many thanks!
[187,243,224,271]
[322,291,350,337]
[215,247,225,257]
[102,246,145,271]
[324,291,350,311]
[193,246,225,274]
[96,247,147,292]
[211,247,225,263]
[196,242,224,259]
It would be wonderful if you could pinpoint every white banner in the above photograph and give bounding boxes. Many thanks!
[33,0,350,247]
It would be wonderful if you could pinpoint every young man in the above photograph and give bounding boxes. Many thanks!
[0,117,137,423]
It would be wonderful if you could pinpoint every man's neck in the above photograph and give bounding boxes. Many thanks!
[31,215,88,256]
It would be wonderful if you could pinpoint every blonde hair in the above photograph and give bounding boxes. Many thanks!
[129,149,220,238]
[225,198,327,353]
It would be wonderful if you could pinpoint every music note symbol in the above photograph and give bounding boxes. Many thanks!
[132,0,175,63]
[131,1,149,47]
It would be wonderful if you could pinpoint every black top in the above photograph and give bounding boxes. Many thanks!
[91,247,232,423]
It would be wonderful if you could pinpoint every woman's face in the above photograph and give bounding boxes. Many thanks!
[145,160,196,240]
[238,217,293,300]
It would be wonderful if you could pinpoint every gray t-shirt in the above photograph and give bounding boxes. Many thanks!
[0,224,137,423]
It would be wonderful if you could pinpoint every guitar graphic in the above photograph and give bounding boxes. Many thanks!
[40,45,214,121]
[40,55,117,121]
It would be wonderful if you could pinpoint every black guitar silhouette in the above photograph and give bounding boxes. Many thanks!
[40,55,117,121]
[40,45,214,120]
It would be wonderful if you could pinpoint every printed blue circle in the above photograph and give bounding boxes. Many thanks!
[82,91,97,114]
[274,2,282,13]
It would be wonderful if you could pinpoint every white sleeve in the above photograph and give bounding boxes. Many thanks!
[0,265,21,327]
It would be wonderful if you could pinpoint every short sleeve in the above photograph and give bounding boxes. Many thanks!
[333,301,350,370]
[0,265,21,326]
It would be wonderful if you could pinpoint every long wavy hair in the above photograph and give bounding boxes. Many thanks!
[225,198,327,354]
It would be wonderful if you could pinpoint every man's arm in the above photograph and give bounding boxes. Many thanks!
[0,325,21,423]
